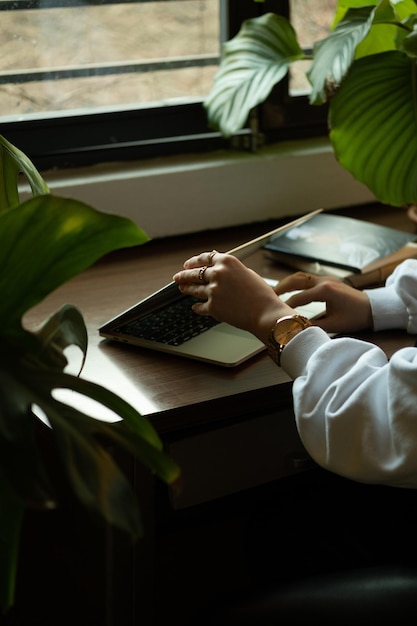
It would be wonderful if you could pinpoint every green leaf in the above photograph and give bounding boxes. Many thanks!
[43,370,166,453]
[3,335,180,508]
[0,195,149,328]
[33,304,88,373]
[0,134,49,211]
[17,365,179,535]
[38,395,144,537]
[401,28,417,56]
[392,0,417,21]
[0,350,54,505]
[204,13,304,137]
[333,0,378,27]
[1,333,181,549]
[308,5,376,104]
[329,51,417,206]
[0,307,180,611]
[355,1,415,58]
[0,135,177,613]
[355,23,401,58]
[332,0,402,27]
[332,1,417,57]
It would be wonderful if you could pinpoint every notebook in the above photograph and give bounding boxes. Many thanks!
[263,211,417,287]
[99,209,326,367]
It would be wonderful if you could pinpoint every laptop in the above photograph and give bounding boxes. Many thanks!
[99,209,325,367]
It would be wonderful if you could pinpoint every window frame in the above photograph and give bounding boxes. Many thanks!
[1,0,328,171]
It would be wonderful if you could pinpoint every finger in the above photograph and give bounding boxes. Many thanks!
[173,266,211,285]
[284,285,325,308]
[191,300,212,316]
[274,271,315,295]
[198,266,209,284]
[192,266,211,284]
[182,254,204,270]
[207,249,218,266]
[183,250,218,270]
[178,282,208,300]
[286,278,345,308]
[173,268,193,284]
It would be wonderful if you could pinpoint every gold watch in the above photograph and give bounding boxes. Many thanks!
[267,314,312,366]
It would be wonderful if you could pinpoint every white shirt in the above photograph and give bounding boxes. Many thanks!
[281,259,417,488]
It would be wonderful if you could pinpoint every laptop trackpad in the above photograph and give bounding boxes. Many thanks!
[175,323,264,367]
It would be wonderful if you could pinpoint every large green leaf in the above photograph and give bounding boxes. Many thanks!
[331,0,414,25]
[33,304,88,372]
[0,333,181,610]
[27,371,179,530]
[1,338,180,531]
[395,0,417,20]
[308,5,376,104]
[333,0,379,26]
[353,0,417,59]
[402,23,417,56]
[0,195,149,329]
[204,13,304,137]
[0,353,53,505]
[0,342,55,611]
[329,50,417,205]
[0,125,182,613]
[0,134,49,210]
[0,190,179,612]
[332,1,417,57]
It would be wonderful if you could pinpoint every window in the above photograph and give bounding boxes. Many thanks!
[2,1,219,116]
[290,0,339,95]
[258,0,337,144]
[1,0,335,170]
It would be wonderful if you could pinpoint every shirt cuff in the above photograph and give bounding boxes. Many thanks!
[280,326,331,379]
[365,284,409,331]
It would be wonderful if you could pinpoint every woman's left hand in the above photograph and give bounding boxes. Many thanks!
[274,271,373,333]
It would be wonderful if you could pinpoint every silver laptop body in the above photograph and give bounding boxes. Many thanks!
[99,210,324,367]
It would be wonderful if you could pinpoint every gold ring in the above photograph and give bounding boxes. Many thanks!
[208,250,216,266]
[199,266,208,283]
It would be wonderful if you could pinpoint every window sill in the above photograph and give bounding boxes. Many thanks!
[21,136,374,239]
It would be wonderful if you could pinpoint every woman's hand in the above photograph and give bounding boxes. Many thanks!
[173,251,294,344]
[274,272,373,334]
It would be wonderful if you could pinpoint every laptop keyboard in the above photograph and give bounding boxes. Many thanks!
[116,296,220,346]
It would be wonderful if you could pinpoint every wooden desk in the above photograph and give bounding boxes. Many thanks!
[21,204,417,626]
[25,203,416,429]
[27,221,294,432]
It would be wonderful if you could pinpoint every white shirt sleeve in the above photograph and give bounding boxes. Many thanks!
[281,259,417,488]
[364,259,417,333]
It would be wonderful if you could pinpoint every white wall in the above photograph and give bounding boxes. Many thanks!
[22,136,375,239]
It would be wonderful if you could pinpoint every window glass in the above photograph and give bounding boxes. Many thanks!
[1,0,220,120]
[289,0,337,94]
[0,1,332,167]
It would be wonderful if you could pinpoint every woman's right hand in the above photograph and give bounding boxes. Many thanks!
[173,251,294,343]
[274,272,373,334]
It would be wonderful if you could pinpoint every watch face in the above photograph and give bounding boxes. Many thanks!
[268,315,311,365]
[273,317,304,344]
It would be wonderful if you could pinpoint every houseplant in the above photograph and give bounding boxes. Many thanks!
[0,134,180,612]
[205,0,417,208]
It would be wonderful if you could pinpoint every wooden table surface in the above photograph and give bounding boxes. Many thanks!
[24,204,417,434]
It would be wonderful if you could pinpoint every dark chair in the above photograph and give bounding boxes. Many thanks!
[190,473,417,626]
